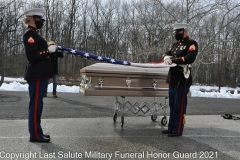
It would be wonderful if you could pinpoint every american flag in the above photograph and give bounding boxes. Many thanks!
[57,46,131,66]
[57,46,176,68]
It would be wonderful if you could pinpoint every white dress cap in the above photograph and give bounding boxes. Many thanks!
[23,8,45,19]
[172,23,189,31]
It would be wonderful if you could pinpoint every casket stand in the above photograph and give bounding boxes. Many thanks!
[80,63,170,127]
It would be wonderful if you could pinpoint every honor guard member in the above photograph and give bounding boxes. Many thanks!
[22,8,57,142]
[162,23,198,137]
[44,41,64,98]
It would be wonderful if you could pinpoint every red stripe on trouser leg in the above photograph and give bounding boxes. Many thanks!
[34,80,40,139]
[178,93,185,134]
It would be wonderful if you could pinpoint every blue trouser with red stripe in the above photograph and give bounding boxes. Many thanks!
[27,80,48,140]
[168,85,189,135]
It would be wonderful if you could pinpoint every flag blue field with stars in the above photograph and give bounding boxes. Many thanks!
[58,46,131,66]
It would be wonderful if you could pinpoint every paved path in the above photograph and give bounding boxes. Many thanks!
[0,91,240,160]
[0,116,239,160]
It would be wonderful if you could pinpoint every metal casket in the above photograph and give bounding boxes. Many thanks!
[79,63,169,97]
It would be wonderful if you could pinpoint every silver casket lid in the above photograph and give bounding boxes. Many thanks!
[80,63,169,76]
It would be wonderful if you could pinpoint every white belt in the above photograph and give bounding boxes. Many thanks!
[178,64,191,68]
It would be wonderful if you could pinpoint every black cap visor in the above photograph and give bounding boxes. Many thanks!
[33,15,45,21]
[173,28,184,33]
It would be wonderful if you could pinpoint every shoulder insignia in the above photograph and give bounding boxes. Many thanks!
[28,36,35,44]
[189,44,196,51]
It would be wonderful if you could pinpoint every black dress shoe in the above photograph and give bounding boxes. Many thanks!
[162,130,172,134]
[30,137,50,143]
[168,133,182,137]
[43,134,50,138]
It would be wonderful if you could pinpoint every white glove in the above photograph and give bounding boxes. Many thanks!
[48,45,57,53]
[164,55,172,65]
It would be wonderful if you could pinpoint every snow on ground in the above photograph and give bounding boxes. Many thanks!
[1,77,240,99]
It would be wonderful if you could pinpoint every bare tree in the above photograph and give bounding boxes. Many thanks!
[0,0,240,87]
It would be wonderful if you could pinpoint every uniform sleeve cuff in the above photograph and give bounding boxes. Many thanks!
[38,49,49,55]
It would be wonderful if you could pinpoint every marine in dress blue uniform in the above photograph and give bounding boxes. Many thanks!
[162,23,198,137]
[22,8,56,142]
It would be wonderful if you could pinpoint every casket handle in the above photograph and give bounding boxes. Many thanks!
[98,76,104,87]
[95,86,168,91]
[152,79,157,89]
[126,77,131,88]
